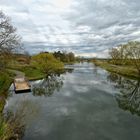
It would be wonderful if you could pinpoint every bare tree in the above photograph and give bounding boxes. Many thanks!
[0,11,21,68]
[125,41,140,74]
[109,41,140,74]
[109,47,120,64]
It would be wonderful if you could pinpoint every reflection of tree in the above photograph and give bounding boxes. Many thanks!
[65,68,74,73]
[107,73,140,116]
[32,75,63,97]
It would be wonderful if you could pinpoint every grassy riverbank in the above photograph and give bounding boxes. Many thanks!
[0,70,16,113]
[93,60,140,79]
[9,65,45,80]
[0,66,45,95]
[0,72,16,140]
[0,51,76,139]
[0,66,47,140]
[0,72,12,94]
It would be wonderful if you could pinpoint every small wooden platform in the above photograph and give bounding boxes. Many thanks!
[14,77,31,93]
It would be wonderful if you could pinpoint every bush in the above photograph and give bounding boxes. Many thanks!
[31,53,64,75]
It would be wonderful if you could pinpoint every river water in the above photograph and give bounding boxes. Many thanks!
[6,62,140,140]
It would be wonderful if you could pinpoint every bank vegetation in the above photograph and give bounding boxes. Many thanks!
[93,41,140,79]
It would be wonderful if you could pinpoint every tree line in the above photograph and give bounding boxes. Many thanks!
[53,51,75,63]
[109,41,140,74]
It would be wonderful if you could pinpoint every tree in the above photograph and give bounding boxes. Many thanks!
[31,53,64,75]
[68,52,75,62]
[125,41,140,74]
[0,11,21,69]
[109,47,120,64]
[53,51,75,63]
[109,41,140,74]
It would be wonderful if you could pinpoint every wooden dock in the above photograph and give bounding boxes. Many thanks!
[14,77,31,93]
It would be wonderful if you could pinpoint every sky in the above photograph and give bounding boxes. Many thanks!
[0,0,140,57]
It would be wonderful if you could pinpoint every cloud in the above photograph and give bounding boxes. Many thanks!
[0,0,140,57]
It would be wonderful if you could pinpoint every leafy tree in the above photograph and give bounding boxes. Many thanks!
[68,52,75,62]
[31,53,64,75]
[53,51,75,63]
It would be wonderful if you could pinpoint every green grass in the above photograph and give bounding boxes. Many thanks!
[0,109,25,140]
[0,118,7,140]
[93,60,140,79]
[0,99,5,113]
[0,71,13,113]
[0,72,13,93]
[0,71,13,139]
[8,63,45,80]
[21,66,45,80]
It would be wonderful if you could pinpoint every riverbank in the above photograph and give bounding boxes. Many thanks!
[0,67,45,95]
[93,60,140,79]
[0,66,60,140]
[0,71,15,139]
[10,66,45,81]
[0,65,46,114]
[0,72,13,94]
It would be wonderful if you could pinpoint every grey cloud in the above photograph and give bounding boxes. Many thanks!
[0,0,140,57]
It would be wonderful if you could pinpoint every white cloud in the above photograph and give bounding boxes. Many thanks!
[76,53,97,58]
[0,0,140,57]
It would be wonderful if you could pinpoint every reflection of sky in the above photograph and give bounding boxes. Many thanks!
[7,62,118,116]
[5,62,140,140]
[63,63,117,95]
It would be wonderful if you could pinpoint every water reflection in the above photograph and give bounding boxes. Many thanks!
[64,67,74,73]
[108,73,140,116]
[32,75,64,97]
[5,63,140,140]
[3,98,40,140]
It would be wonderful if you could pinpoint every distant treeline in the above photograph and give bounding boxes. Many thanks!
[36,51,76,63]
[93,41,140,75]
[53,51,75,63]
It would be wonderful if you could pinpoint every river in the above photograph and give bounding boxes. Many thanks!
[5,62,140,140]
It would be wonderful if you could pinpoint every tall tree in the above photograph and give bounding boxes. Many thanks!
[0,11,21,68]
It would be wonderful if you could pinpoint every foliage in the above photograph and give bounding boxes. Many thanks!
[53,51,75,63]
[0,112,25,140]
[20,66,45,80]
[0,71,12,94]
[0,98,41,140]
[31,52,64,75]
[109,41,140,74]
[93,60,140,79]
